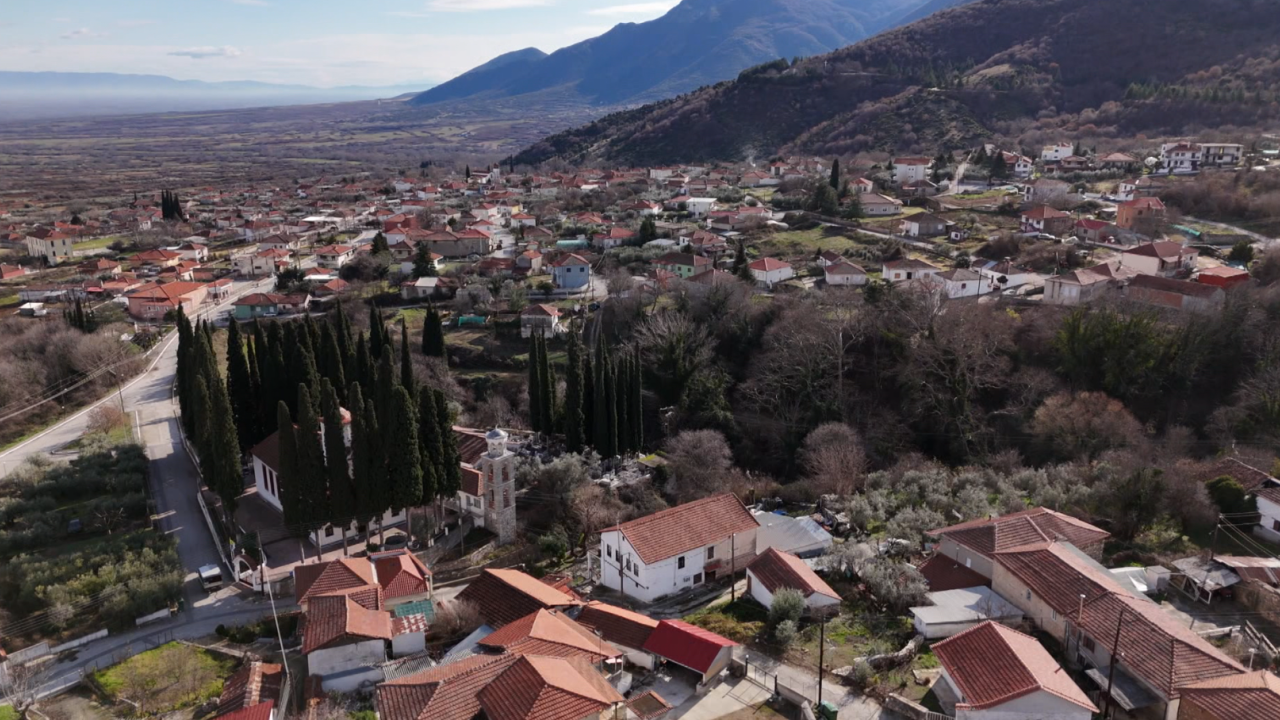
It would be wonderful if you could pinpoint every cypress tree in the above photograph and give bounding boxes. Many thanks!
[417,387,441,508]
[582,351,595,448]
[399,319,416,398]
[630,350,644,451]
[537,335,554,433]
[267,341,288,428]
[176,311,195,432]
[297,346,321,414]
[355,331,373,390]
[276,401,304,533]
[193,377,213,475]
[226,320,256,452]
[563,331,585,453]
[422,306,446,358]
[615,353,631,455]
[528,334,543,433]
[385,386,423,513]
[593,345,612,457]
[295,384,327,534]
[375,349,396,431]
[205,366,243,515]
[321,379,355,554]
[364,396,391,537]
[368,307,385,359]
[348,385,376,527]
[319,323,347,402]
[247,333,263,444]
[434,390,461,498]
[830,157,841,191]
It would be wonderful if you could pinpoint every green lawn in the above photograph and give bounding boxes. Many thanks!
[0,705,17,720]
[74,236,123,251]
[762,227,859,255]
[94,642,236,715]
[684,599,768,645]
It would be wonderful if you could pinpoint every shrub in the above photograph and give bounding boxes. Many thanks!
[538,526,570,559]
[774,619,798,647]
[1206,475,1252,517]
[768,588,805,628]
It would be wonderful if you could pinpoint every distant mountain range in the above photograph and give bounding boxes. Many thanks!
[411,0,966,109]
[0,72,435,121]
[515,0,1280,166]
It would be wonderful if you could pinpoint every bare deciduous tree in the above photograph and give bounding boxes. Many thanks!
[665,429,733,502]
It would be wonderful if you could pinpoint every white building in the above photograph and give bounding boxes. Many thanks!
[1161,142,1202,172]
[1120,241,1198,277]
[909,586,1024,640]
[599,493,759,604]
[823,260,868,287]
[26,233,76,265]
[933,621,1096,720]
[882,258,941,283]
[685,198,718,218]
[892,157,932,185]
[1200,142,1244,167]
[314,244,356,269]
[1256,481,1280,544]
[929,269,988,298]
[860,193,904,216]
[1041,142,1075,163]
[748,257,793,289]
[745,548,841,614]
[303,595,392,692]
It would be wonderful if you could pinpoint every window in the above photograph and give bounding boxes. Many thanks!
[503,489,511,508]
[706,547,715,560]
[1051,609,1058,621]
[1083,636,1096,652]
[677,556,686,570]
[607,545,613,559]
[625,557,631,571]
[1026,590,1032,601]
[324,526,335,538]
[693,573,703,585]
[1273,519,1280,532]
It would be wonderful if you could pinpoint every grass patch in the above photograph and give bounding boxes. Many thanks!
[684,599,768,644]
[93,642,236,716]
[0,705,17,720]
[74,236,123,251]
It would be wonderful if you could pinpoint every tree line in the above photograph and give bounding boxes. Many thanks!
[528,329,643,459]
[176,303,461,549]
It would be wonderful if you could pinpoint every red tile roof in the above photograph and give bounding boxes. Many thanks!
[478,609,620,662]
[930,508,1109,557]
[917,553,990,592]
[217,700,275,720]
[746,548,840,601]
[455,569,581,628]
[576,601,659,651]
[934,621,1096,712]
[374,552,432,599]
[1022,205,1070,220]
[606,493,759,565]
[1178,671,1280,719]
[294,557,377,605]
[302,594,392,654]
[1124,240,1187,259]
[218,662,284,717]
[1075,593,1243,697]
[378,654,518,720]
[476,655,624,720]
[748,258,791,271]
[641,620,737,675]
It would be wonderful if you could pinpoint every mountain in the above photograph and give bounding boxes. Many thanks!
[889,0,973,26]
[515,0,1280,167]
[0,72,435,121]
[411,0,944,108]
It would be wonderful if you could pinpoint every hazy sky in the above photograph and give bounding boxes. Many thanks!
[0,0,680,87]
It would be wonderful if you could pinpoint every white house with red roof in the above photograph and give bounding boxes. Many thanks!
[550,253,592,291]
[314,244,356,269]
[748,257,793,289]
[520,304,562,338]
[598,493,759,603]
[933,621,1096,720]
[745,547,841,613]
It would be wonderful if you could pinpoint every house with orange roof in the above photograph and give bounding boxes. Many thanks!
[928,507,1110,580]
[932,621,1097,720]
[745,547,840,613]
[599,493,760,603]
[125,281,207,320]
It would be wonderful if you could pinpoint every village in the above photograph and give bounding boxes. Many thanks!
[1,136,1280,720]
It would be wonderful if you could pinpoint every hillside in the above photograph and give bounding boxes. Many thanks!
[411,0,941,108]
[515,0,1280,166]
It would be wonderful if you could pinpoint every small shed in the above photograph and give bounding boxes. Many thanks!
[1172,556,1242,604]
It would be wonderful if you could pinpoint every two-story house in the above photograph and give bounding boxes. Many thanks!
[599,493,759,603]
[892,157,932,185]
[1120,240,1196,277]
[928,508,1110,580]
[550,253,592,290]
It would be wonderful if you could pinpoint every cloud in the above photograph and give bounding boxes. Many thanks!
[61,28,109,40]
[586,1,677,16]
[168,46,243,59]
[426,0,552,11]
[117,19,159,28]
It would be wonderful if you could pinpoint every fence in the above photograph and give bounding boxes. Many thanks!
[9,628,110,666]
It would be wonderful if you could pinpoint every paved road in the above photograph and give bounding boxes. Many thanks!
[0,276,286,700]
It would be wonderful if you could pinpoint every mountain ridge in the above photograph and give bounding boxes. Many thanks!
[514,0,1280,166]
[411,0,948,109]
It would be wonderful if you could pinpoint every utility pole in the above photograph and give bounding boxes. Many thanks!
[1210,520,1221,563]
[730,533,736,603]
[1102,607,1125,717]
[817,618,826,709]
[260,531,290,686]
